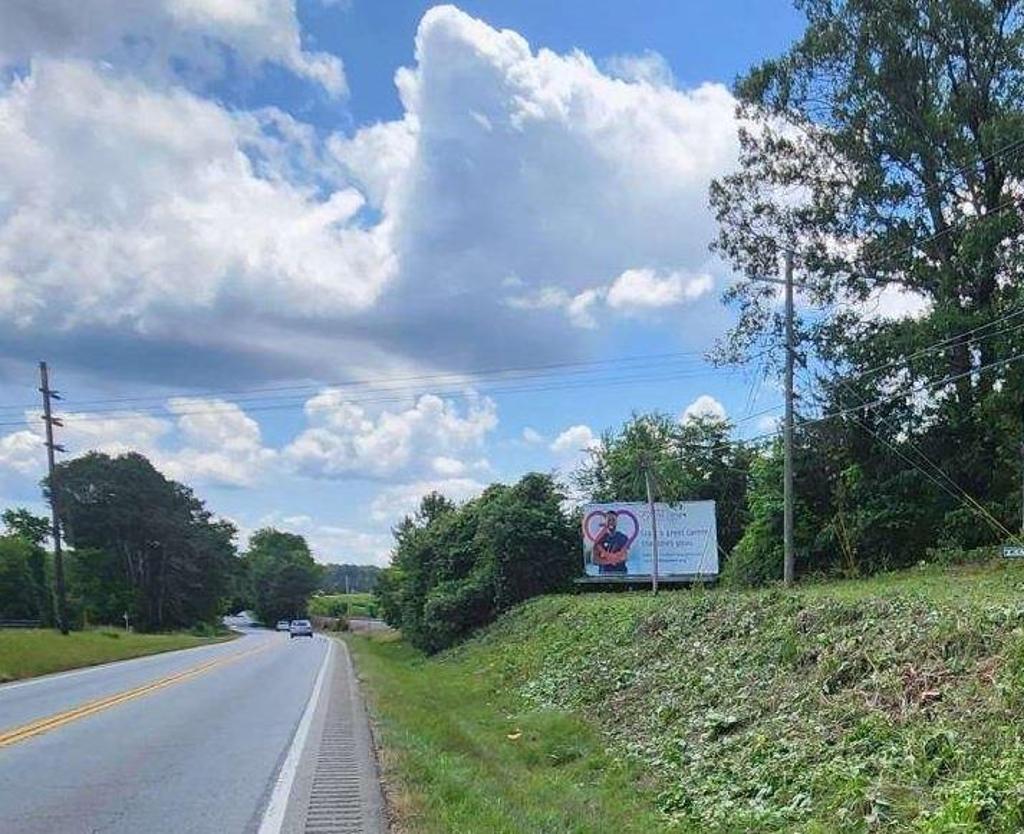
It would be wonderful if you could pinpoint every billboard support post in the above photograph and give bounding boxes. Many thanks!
[644,463,659,595]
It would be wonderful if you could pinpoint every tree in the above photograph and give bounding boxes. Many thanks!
[244,528,322,624]
[710,0,1024,572]
[379,475,578,653]
[576,412,754,554]
[319,563,382,593]
[0,535,49,622]
[2,508,50,546]
[53,452,238,630]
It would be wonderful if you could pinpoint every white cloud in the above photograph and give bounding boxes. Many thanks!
[522,427,544,444]
[682,394,727,423]
[505,268,714,329]
[0,61,391,340]
[604,50,676,87]
[0,0,345,94]
[854,284,933,322]
[160,398,276,487]
[326,4,740,361]
[285,391,498,480]
[0,4,740,382]
[369,477,487,523]
[550,424,600,456]
[606,268,714,311]
[0,430,45,477]
[257,511,393,566]
[0,399,274,489]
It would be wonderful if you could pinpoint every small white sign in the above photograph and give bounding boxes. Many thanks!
[1003,544,1024,559]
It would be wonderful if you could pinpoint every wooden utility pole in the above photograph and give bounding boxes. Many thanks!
[783,252,796,586]
[39,361,69,634]
[643,459,660,595]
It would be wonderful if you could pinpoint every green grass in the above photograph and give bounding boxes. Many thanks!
[0,628,234,682]
[352,561,1024,833]
[348,632,667,834]
[310,592,377,618]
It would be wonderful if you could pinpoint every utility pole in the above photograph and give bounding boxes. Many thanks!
[39,361,69,635]
[783,252,796,586]
[643,459,660,595]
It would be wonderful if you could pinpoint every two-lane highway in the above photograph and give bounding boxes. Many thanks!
[0,628,380,834]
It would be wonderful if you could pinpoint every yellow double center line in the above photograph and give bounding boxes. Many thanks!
[0,640,278,749]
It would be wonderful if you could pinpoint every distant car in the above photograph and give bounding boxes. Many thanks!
[289,619,313,638]
[275,620,290,632]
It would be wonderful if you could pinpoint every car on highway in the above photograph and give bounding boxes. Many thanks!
[275,619,290,632]
[289,619,313,638]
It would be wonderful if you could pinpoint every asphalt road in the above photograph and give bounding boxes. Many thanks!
[0,627,382,834]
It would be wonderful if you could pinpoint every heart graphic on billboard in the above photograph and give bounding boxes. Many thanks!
[582,509,640,547]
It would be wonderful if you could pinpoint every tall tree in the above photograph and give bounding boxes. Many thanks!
[53,452,238,630]
[711,0,1024,568]
[244,528,322,624]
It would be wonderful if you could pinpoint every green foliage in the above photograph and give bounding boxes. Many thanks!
[0,628,232,683]
[308,593,377,618]
[0,535,50,622]
[379,473,578,653]
[434,562,1024,833]
[243,528,322,624]
[349,634,666,833]
[708,0,1024,575]
[319,563,381,593]
[65,547,132,627]
[2,507,50,546]
[52,452,239,631]
[576,412,753,554]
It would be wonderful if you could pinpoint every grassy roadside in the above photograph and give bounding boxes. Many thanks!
[0,628,236,683]
[348,632,669,834]
[351,562,1024,833]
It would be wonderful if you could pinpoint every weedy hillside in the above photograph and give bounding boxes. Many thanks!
[442,562,1024,833]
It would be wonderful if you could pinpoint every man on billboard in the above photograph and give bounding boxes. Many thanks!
[591,510,630,574]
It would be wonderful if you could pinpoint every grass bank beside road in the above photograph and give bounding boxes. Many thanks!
[348,633,665,834]
[352,562,1024,833]
[0,628,235,683]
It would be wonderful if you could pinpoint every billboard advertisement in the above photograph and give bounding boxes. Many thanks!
[581,501,719,579]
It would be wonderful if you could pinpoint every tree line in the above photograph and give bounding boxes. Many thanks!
[0,452,322,631]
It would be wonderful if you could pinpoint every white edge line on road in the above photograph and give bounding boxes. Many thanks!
[0,628,259,694]
[258,636,335,834]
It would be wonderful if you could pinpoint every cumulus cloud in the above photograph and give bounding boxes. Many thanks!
[550,424,600,455]
[522,427,544,444]
[161,398,276,487]
[604,50,676,87]
[369,477,487,523]
[0,4,739,382]
[0,62,391,337]
[0,400,273,488]
[0,0,345,94]
[256,511,393,565]
[328,4,739,362]
[284,391,498,480]
[505,268,715,329]
[681,394,727,423]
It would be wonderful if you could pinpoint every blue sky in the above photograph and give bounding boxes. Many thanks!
[0,1,804,564]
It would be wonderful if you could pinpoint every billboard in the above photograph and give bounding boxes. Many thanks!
[581,501,719,579]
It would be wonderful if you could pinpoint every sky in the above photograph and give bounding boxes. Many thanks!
[0,0,810,566]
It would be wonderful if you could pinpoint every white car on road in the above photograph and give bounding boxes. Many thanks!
[289,619,313,639]
[275,619,290,632]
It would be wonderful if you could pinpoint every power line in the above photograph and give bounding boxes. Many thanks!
[0,365,743,430]
[0,349,719,415]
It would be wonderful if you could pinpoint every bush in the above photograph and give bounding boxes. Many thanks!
[379,473,579,652]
